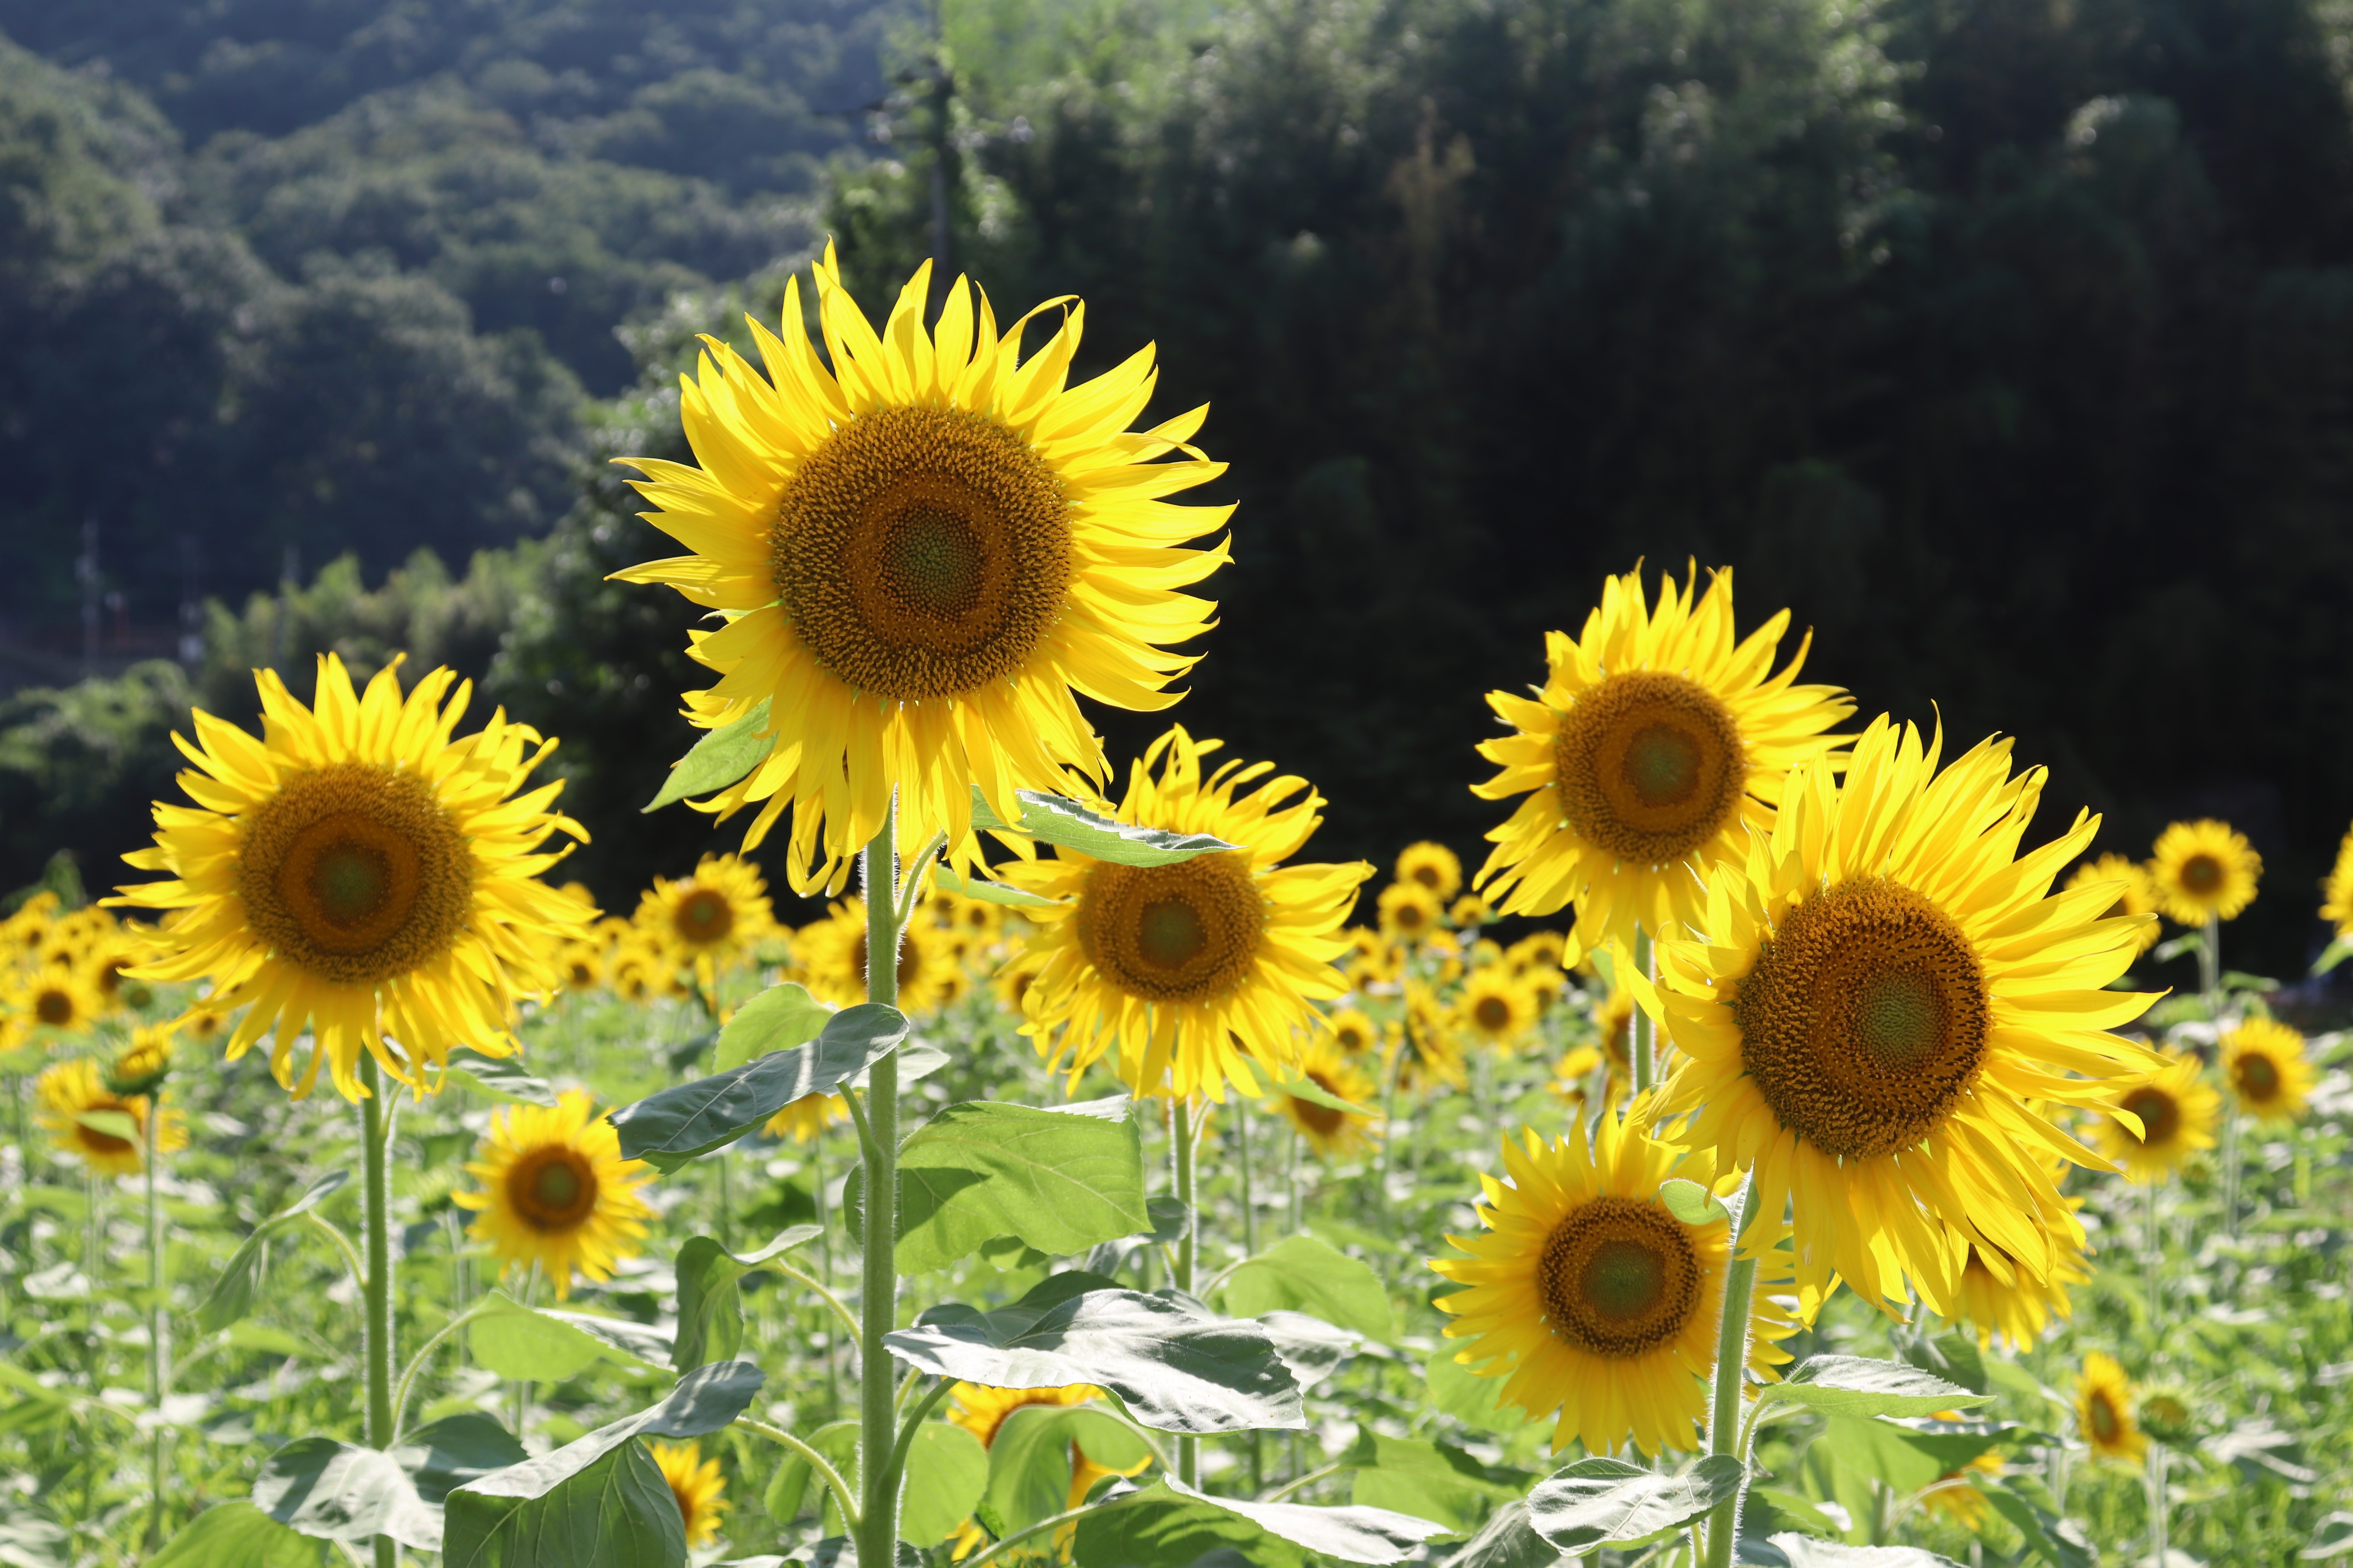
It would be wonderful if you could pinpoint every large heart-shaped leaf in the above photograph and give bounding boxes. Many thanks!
[466,1292,670,1381]
[149,1503,327,1567]
[644,697,772,812]
[1759,1356,1992,1418]
[968,788,1238,865]
[714,984,832,1073]
[1216,1236,1393,1340]
[983,1403,1155,1534]
[610,1004,909,1171]
[397,1414,530,1505]
[252,1440,442,1548]
[895,1098,1149,1273]
[900,1422,989,1547]
[1071,1477,1451,1568]
[1526,1457,1745,1552]
[1344,1432,1528,1539]
[673,1227,823,1371]
[884,1277,1303,1434]
[441,1050,559,1108]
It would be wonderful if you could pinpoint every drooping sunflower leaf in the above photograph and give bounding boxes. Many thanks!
[899,1422,989,1547]
[610,1004,910,1171]
[1265,1068,1377,1118]
[1215,1236,1393,1340]
[644,697,772,813]
[894,1098,1149,1273]
[442,1049,559,1108]
[148,1503,327,1567]
[673,1227,822,1371]
[1759,1356,1992,1418]
[1070,1477,1452,1568]
[714,984,832,1073]
[397,1414,530,1505]
[884,1277,1304,1434]
[252,1439,442,1548]
[967,787,1239,865]
[1257,1310,1357,1390]
[466,1292,670,1381]
[1526,1456,1745,1552]
[930,866,1063,909]
[1343,1432,1530,1539]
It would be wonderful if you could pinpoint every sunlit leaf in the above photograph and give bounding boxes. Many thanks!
[466,1292,670,1381]
[1525,1457,1744,1552]
[149,1503,327,1567]
[441,1049,559,1108]
[930,866,1062,909]
[673,1227,822,1371]
[1071,1477,1452,1567]
[713,984,831,1073]
[1216,1236,1393,1340]
[900,1422,988,1547]
[968,787,1239,865]
[894,1098,1150,1273]
[643,697,772,813]
[610,1004,909,1171]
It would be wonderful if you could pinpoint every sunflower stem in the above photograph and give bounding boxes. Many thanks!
[1172,1095,1200,1487]
[857,822,906,1568]
[144,1085,169,1550]
[2199,914,2220,1006]
[1699,1173,1762,1568]
[2147,1439,2169,1567]
[2221,1104,2242,1242]
[359,1055,397,1568]
[1631,928,1656,1095]
[2144,1176,2162,1327]
[1237,1096,1257,1257]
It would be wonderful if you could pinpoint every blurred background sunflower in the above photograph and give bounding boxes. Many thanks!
[2095,1053,2221,1184]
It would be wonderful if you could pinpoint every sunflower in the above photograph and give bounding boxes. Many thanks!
[1449,894,1493,930]
[1377,882,1443,947]
[764,1091,849,1143]
[1653,716,2161,1316]
[636,853,777,977]
[2324,820,2353,940]
[2075,1352,2146,1463]
[648,1439,728,1548]
[454,1088,655,1298]
[1509,930,1567,974]
[105,1026,174,1098]
[1549,1044,1604,1105]
[35,1058,184,1177]
[2148,819,2260,926]
[1919,1449,2003,1530]
[1393,841,1463,902]
[2064,854,2162,956]
[1392,981,1468,1093]
[1325,1007,1380,1056]
[555,939,606,993]
[613,249,1228,897]
[1274,1039,1380,1160]
[610,944,668,1004]
[7,962,104,1037]
[111,655,591,1102]
[2094,1052,2219,1184]
[796,898,954,1014]
[946,1384,1148,1559]
[1457,967,1539,1051]
[1002,728,1370,1101]
[1948,1229,2087,1351]
[1472,564,1852,965]
[2221,1016,2313,1125]
[1430,1115,1810,1456]
[2,891,58,963]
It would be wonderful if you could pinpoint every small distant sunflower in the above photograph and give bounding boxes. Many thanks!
[1472,563,1852,965]
[1274,1039,1380,1160]
[649,1439,727,1549]
[1655,717,2160,1315]
[797,899,953,1014]
[2222,1016,2313,1125]
[113,654,592,1101]
[1430,1115,1809,1456]
[2148,819,2260,926]
[1549,1044,1603,1104]
[636,853,776,976]
[455,1088,655,1298]
[2323,820,2353,940]
[1378,882,1443,947]
[555,939,606,993]
[1326,1007,1380,1056]
[1457,968,1539,1051]
[2075,1352,2146,1463]
[993,963,1037,1018]
[1449,893,1492,930]
[1509,930,1567,974]
[764,1091,849,1143]
[610,944,667,1004]
[35,1058,184,1177]
[8,963,103,1037]
[2065,853,2163,956]
[2095,1053,2219,1184]
[613,249,1229,897]
[1395,842,1463,902]
[1393,982,1468,1093]
[1592,987,1636,1091]
[1003,728,1370,1100]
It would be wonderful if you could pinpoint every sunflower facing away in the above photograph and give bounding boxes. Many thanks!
[35,1058,185,1177]
[635,853,776,976]
[2148,819,2261,926]
[2064,853,2162,956]
[2324,820,2353,941]
[1472,564,1852,966]
[1274,1038,1380,1161]
[112,654,592,1101]
[614,248,1230,896]
[649,1439,728,1548]
[1430,1114,1812,1457]
[455,1089,656,1298]
[1654,716,2161,1316]
[2094,1052,2219,1184]
[1003,728,1370,1101]
[2075,1352,2147,1463]
[2222,1016,2313,1125]
[1395,842,1463,902]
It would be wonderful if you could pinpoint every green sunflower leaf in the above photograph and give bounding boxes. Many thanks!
[899,1422,988,1547]
[1768,1537,1963,1567]
[466,1292,670,1381]
[1657,1179,1730,1227]
[892,1098,1150,1273]
[1526,1455,1745,1552]
[982,1403,1155,1536]
[967,787,1238,865]
[149,1503,327,1568]
[252,1438,443,1549]
[931,866,1062,909]
[1215,1235,1393,1340]
[1760,1355,1993,1418]
[1438,1500,1559,1568]
[713,983,831,1073]
[643,697,772,813]
[441,1049,559,1108]
[1342,1432,1529,1539]
[193,1171,351,1333]
[672,1227,823,1371]
[609,1003,910,1171]
[1070,1476,1453,1567]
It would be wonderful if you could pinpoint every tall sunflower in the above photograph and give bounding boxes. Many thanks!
[1002,728,1369,1101]
[2221,1017,2313,1125]
[635,853,776,977]
[35,1058,184,1177]
[1395,842,1463,902]
[1472,564,1852,965]
[1274,1039,1380,1161]
[614,249,1229,897]
[1430,1116,1811,1457]
[454,1089,656,1298]
[648,1439,728,1548]
[2075,1352,2146,1464]
[2094,1053,2219,1183]
[1654,716,2161,1316]
[2148,819,2260,926]
[112,655,592,1102]
[2065,853,2162,956]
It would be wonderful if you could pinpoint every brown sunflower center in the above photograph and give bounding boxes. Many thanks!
[1410,865,1444,891]
[774,405,1071,702]
[1733,876,1990,1161]
[1333,1020,1370,1053]
[2235,1053,2281,1102]
[1473,995,1514,1033]
[77,1101,138,1156]
[1536,1195,1702,1357]
[2086,1390,2121,1441]
[35,987,73,1026]
[237,762,473,985]
[1392,901,1430,934]
[1552,671,1748,865]
[509,1144,600,1231]
[1077,852,1265,1004]
[672,887,735,946]
[2179,853,2223,894]
[1290,1070,1347,1136]
[2119,1085,2181,1146]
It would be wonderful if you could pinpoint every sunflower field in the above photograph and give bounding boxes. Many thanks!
[3,255,2352,1568]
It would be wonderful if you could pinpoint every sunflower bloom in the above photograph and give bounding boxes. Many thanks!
[2095,1053,2219,1183]
[2221,1017,2313,1125]
[636,853,776,978]
[1949,1230,2087,1351]
[614,249,1229,896]
[1377,882,1443,946]
[455,1089,655,1298]
[2148,819,2260,926]
[2075,1352,2147,1463]
[1654,716,2161,1315]
[796,897,954,1014]
[1326,1007,1380,1056]
[1430,1116,1814,1457]
[1472,564,1852,964]
[2065,854,2162,956]
[35,1058,184,1177]
[1274,1039,1380,1160]
[1004,728,1370,1101]
[649,1440,728,1548]
[1395,842,1463,902]
[7,962,103,1038]
[112,655,592,1102]
[1457,967,1539,1051]
[1393,981,1468,1093]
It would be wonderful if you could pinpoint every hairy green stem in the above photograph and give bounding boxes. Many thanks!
[1173,1096,1200,1487]
[1631,928,1656,1093]
[1699,1175,1762,1568]
[739,1416,861,1528]
[2199,914,2220,1005]
[2147,1439,2169,1566]
[857,824,906,1568]
[360,1056,397,1568]
[389,1302,497,1441]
